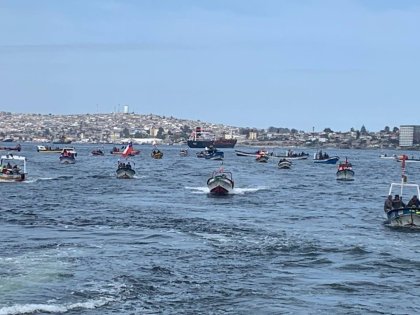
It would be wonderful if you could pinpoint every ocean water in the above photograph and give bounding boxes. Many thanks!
[1,144,420,315]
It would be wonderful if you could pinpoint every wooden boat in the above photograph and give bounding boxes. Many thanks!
[336,158,354,181]
[235,149,270,157]
[384,155,420,228]
[313,150,339,164]
[278,159,292,169]
[0,144,21,152]
[207,168,234,195]
[0,154,27,182]
[274,150,308,160]
[116,161,136,179]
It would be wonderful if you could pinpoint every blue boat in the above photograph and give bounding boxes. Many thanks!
[313,150,339,164]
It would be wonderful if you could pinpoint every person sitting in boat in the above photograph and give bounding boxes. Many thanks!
[392,195,405,209]
[407,195,420,208]
[6,162,12,169]
[126,162,131,169]
[384,195,393,212]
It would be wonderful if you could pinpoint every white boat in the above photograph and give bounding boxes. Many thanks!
[0,154,27,182]
[384,155,420,228]
[207,168,234,195]
[116,161,136,179]
[278,159,292,169]
[380,154,397,160]
[336,158,354,181]
[59,150,76,164]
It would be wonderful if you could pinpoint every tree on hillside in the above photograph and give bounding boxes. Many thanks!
[384,126,390,133]
[361,125,367,134]
[324,128,333,133]
[393,127,399,133]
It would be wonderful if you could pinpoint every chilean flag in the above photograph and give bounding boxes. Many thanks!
[122,142,133,158]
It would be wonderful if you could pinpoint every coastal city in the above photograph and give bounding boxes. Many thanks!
[1,110,418,150]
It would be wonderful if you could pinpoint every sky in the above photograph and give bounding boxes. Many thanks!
[1,0,420,132]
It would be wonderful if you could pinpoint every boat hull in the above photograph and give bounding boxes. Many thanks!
[0,173,25,182]
[207,176,234,195]
[336,169,354,181]
[278,161,292,169]
[116,168,136,179]
[59,156,76,164]
[314,157,339,164]
[387,208,420,228]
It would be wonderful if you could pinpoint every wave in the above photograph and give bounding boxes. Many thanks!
[0,298,112,315]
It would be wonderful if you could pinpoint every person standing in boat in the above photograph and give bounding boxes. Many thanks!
[392,195,405,209]
[384,195,393,212]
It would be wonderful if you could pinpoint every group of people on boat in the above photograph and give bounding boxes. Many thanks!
[286,150,308,157]
[60,149,75,158]
[315,150,330,160]
[117,161,132,169]
[1,162,20,174]
[384,194,420,212]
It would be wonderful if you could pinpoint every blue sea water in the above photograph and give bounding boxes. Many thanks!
[1,144,420,314]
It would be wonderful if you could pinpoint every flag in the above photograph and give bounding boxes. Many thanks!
[122,142,133,158]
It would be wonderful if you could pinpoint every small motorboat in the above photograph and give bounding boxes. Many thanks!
[151,149,163,159]
[91,149,104,156]
[179,148,189,157]
[116,161,136,179]
[59,152,76,164]
[110,146,140,156]
[313,150,339,164]
[0,144,21,152]
[37,145,63,153]
[274,150,309,160]
[256,154,269,163]
[336,158,354,181]
[0,154,27,182]
[197,146,224,160]
[235,149,270,157]
[278,158,292,169]
[207,168,234,195]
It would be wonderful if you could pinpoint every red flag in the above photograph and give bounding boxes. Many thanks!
[122,142,133,158]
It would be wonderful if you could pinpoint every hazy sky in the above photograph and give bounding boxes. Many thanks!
[1,0,420,131]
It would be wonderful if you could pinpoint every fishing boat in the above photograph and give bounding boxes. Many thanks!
[256,153,269,163]
[235,149,270,157]
[313,150,339,164]
[37,145,63,153]
[116,161,136,179]
[197,146,224,160]
[274,150,309,160]
[187,127,237,148]
[91,149,104,156]
[110,146,140,156]
[0,144,21,152]
[380,154,397,160]
[151,149,163,159]
[59,150,76,164]
[206,167,234,195]
[384,155,420,228]
[179,148,189,156]
[396,155,420,163]
[336,158,354,181]
[278,158,292,169]
[0,154,27,182]
[52,135,72,144]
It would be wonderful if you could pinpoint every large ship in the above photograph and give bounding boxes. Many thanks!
[187,127,237,149]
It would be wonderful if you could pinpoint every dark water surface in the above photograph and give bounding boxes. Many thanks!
[1,144,420,314]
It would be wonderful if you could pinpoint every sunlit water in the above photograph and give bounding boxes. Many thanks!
[1,144,420,314]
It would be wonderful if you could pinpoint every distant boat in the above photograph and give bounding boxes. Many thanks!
[274,150,309,160]
[0,154,27,182]
[179,148,188,157]
[2,137,14,143]
[151,149,163,159]
[91,149,104,156]
[116,161,136,179]
[59,150,76,164]
[336,158,354,181]
[0,144,21,152]
[313,150,339,164]
[187,127,237,148]
[235,149,270,157]
[52,135,72,144]
[278,159,292,169]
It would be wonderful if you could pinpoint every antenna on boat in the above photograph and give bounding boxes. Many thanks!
[401,154,408,184]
